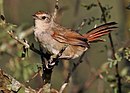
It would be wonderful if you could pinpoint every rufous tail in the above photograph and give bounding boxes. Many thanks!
[83,22,117,43]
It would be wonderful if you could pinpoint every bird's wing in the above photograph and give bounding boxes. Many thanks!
[51,26,89,47]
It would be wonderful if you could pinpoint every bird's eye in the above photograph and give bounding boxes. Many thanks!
[42,16,46,20]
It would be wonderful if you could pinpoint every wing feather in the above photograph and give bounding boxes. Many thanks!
[51,27,89,47]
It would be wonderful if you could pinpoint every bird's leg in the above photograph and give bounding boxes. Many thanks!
[46,44,68,69]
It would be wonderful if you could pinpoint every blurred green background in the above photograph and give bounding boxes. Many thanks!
[0,0,130,93]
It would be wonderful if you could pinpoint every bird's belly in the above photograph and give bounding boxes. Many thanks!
[60,46,87,59]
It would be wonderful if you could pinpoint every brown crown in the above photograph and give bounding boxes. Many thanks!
[34,11,48,16]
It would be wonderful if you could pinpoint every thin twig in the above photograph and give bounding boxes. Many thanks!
[0,27,33,53]
[52,0,59,20]
[65,52,85,83]
[96,0,121,93]
[7,30,30,48]
[76,18,87,32]
[59,51,86,93]
[26,67,42,83]
[59,83,68,93]
[7,30,42,56]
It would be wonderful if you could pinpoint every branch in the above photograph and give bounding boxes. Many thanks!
[0,69,36,93]
[96,0,121,93]
[0,27,33,54]
[7,30,42,56]
[42,44,68,84]
[7,31,30,48]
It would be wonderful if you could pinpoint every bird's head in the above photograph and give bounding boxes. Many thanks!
[33,11,52,23]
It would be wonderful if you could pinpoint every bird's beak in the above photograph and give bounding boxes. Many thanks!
[32,14,37,19]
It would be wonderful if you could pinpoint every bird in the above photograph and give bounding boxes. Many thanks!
[33,11,117,59]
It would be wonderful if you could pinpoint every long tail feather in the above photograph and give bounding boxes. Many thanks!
[83,22,117,43]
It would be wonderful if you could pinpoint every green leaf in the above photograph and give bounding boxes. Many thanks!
[114,87,118,93]
[120,67,128,77]
[109,61,113,68]
[115,53,122,62]
[107,75,116,82]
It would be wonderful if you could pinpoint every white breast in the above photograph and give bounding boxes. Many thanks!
[34,29,60,55]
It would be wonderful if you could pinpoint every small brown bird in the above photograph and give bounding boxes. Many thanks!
[33,11,117,59]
